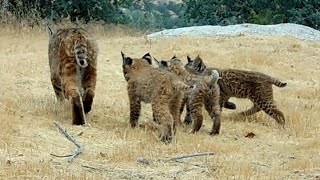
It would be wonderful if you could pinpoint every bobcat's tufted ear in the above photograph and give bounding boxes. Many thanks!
[154,57,168,68]
[194,55,206,72]
[121,51,133,66]
[142,53,152,65]
[121,51,126,58]
[160,60,169,68]
[171,55,177,60]
[187,55,192,63]
[194,55,203,64]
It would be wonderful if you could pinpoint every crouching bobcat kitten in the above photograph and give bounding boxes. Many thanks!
[47,26,98,125]
[185,55,287,125]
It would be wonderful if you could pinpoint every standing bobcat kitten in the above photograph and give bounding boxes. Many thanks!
[155,57,222,135]
[47,26,98,125]
[122,52,191,142]
[185,55,286,125]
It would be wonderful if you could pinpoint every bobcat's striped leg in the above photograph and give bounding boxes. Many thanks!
[254,97,285,126]
[82,66,97,114]
[127,82,141,128]
[219,95,229,111]
[181,96,192,125]
[204,91,221,135]
[70,91,86,125]
[188,93,204,133]
[261,103,285,125]
[170,93,183,129]
[179,96,187,114]
[65,85,86,125]
[62,62,86,125]
[184,104,192,125]
[152,102,173,143]
[189,103,203,133]
[208,109,221,135]
[129,95,141,128]
[269,108,285,126]
[51,76,64,101]
[82,88,94,114]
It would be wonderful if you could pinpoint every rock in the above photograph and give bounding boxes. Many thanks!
[147,23,320,42]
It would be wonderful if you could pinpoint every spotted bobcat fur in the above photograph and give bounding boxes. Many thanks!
[185,55,286,125]
[155,57,222,135]
[122,52,191,142]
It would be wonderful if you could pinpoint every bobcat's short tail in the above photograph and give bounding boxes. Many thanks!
[271,78,287,87]
[204,69,220,86]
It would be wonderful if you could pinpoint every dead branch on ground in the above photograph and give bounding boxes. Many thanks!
[165,152,214,162]
[81,165,102,171]
[50,121,84,163]
[136,152,214,168]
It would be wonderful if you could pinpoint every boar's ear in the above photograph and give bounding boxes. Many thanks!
[187,55,192,63]
[142,53,152,65]
[121,51,133,66]
[171,55,177,60]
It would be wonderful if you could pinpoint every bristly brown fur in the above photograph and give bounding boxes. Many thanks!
[48,27,98,125]
[185,55,286,125]
[155,57,222,135]
[121,52,190,143]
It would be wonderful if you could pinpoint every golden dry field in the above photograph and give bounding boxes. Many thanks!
[0,24,320,179]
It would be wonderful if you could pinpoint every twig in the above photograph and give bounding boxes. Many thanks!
[50,121,84,163]
[166,152,214,162]
[49,153,73,158]
[136,152,214,168]
[81,165,102,171]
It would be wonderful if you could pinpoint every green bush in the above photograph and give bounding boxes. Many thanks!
[181,0,320,30]
[2,0,319,31]
[4,0,126,23]
[122,1,187,30]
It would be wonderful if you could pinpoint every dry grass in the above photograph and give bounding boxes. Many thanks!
[0,24,320,180]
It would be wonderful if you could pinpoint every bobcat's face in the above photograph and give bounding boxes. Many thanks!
[155,55,183,71]
[167,56,187,74]
[121,52,152,79]
[185,55,206,73]
[74,38,89,68]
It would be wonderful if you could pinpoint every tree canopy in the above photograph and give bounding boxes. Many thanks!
[1,0,319,30]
